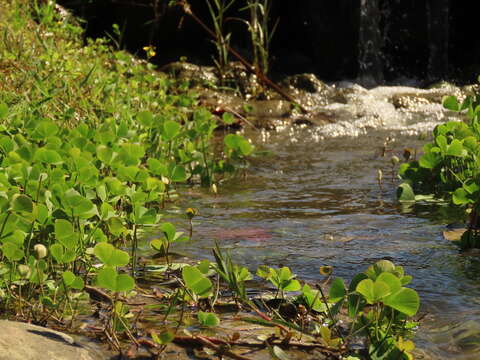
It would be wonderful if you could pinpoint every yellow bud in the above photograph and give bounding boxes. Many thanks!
[34,244,47,259]
[17,264,31,277]
[319,265,333,276]
[186,207,197,219]
[377,169,383,182]
[391,155,400,165]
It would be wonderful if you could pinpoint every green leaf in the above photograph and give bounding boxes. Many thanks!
[419,152,441,169]
[160,222,176,241]
[97,267,117,291]
[137,111,154,127]
[197,259,210,274]
[383,287,420,316]
[97,267,134,292]
[62,270,76,286]
[11,194,33,213]
[50,243,65,263]
[182,265,212,298]
[453,188,473,205]
[302,284,327,312]
[36,121,59,138]
[35,148,63,165]
[147,158,168,176]
[397,182,415,202]
[116,274,135,292]
[436,135,448,154]
[0,103,8,119]
[55,219,77,250]
[446,139,465,157]
[197,311,220,327]
[224,134,239,149]
[238,137,253,156]
[442,95,459,111]
[171,165,187,182]
[356,279,391,304]
[94,242,130,267]
[329,277,346,302]
[118,143,145,166]
[163,120,181,140]
[2,242,24,261]
[108,217,125,237]
[63,189,98,218]
[96,145,114,165]
[222,112,235,125]
[283,279,301,291]
[71,276,85,290]
[376,272,401,294]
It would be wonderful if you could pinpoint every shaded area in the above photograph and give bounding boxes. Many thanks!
[59,0,480,83]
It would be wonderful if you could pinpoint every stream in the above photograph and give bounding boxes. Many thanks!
[158,85,480,359]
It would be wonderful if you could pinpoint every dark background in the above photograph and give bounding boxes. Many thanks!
[58,0,479,84]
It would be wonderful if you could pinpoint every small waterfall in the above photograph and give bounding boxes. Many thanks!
[358,0,384,86]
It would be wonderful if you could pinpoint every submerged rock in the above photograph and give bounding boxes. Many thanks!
[0,320,102,360]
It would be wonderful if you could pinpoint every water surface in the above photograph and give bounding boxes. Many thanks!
[164,122,480,359]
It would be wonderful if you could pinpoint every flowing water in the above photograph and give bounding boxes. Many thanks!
[148,86,480,359]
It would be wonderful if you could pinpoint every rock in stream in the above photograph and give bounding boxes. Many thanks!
[0,320,104,360]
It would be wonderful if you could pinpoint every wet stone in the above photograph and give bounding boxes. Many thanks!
[0,320,101,360]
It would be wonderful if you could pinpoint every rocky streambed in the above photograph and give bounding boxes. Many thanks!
[162,61,472,134]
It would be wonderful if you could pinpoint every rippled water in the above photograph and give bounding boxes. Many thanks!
[157,122,480,359]
[139,83,480,358]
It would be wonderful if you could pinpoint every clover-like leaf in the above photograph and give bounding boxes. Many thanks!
[94,242,129,267]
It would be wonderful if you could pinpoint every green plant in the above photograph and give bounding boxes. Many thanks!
[241,0,278,78]
[212,243,252,301]
[256,265,301,299]
[0,0,252,333]
[182,263,213,301]
[328,260,419,359]
[205,0,237,81]
[398,92,480,248]
[197,310,220,327]
[150,222,189,266]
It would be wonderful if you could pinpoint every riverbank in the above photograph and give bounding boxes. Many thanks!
[0,1,460,359]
